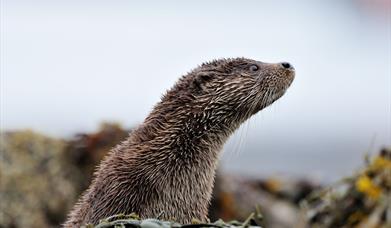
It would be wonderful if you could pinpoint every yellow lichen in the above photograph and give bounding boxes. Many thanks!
[355,175,381,200]
[371,156,391,171]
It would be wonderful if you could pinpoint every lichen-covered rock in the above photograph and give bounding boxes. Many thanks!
[0,131,78,227]
[0,123,130,227]
[301,148,391,228]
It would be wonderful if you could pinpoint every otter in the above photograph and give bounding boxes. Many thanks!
[64,57,295,227]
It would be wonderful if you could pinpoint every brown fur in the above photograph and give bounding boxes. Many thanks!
[64,57,295,227]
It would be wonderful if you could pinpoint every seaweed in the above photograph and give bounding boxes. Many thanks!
[84,212,263,228]
[301,148,391,227]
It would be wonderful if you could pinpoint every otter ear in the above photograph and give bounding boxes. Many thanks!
[192,72,213,91]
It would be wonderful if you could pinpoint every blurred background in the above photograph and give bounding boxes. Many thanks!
[2,0,390,181]
[0,0,390,227]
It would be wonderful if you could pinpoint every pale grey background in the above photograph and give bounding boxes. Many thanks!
[1,0,390,182]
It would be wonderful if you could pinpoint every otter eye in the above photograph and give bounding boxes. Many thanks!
[249,65,259,72]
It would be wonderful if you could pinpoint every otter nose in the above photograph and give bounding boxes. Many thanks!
[281,62,294,70]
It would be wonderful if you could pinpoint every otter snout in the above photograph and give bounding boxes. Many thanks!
[280,62,294,70]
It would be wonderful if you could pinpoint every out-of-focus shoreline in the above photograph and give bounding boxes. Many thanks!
[1,123,390,227]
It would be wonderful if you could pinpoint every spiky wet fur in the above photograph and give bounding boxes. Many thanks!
[64,57,295,227]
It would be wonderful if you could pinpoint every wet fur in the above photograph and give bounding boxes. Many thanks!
[64,58,295,227]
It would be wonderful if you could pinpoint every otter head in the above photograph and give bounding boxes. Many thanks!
[150,57,295,143]
[184,58,295,124]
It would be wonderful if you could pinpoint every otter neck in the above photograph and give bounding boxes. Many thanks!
[128,101,245,166]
